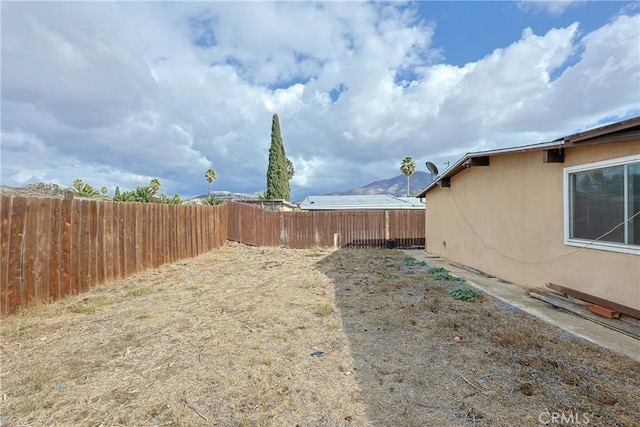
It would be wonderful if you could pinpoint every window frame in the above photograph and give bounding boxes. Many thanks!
[563,154,640,255]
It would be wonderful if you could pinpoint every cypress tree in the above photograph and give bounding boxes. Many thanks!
[265,114,291,200]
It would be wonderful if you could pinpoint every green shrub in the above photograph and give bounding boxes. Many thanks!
[448,287,483,301]
[427,266,466,283]
[403,256,427,267]
[202,197,224,206]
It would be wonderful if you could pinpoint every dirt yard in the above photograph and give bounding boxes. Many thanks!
[1,243,639,426]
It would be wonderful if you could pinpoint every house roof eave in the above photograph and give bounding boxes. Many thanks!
[417,115,640,197]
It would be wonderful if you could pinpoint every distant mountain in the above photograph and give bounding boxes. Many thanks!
[326,171,434,197]
[190,190,260,201]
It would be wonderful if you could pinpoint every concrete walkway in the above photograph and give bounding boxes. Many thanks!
[403,250,640,363]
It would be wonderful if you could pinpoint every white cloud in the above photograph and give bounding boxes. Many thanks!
[1,2,638,199]
[518,1,585,15]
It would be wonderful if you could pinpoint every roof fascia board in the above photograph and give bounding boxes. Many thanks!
[563,117,640,143]
[417,116,640,197]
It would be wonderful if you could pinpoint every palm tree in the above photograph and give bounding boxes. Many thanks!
[149,178,161,194]
[134,186,154,203]
[72,179,84,191]
[400,157,416,196]
[205,168,217,198]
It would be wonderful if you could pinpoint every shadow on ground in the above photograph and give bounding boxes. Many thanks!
[313,247,640,427]
[314,247,489,426]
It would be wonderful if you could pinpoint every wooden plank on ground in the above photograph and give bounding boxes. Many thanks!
[547,282,640,319]
[529,288,640,340]
[588,304,619,319]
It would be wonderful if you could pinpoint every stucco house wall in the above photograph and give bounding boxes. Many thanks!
[425,139,639,312]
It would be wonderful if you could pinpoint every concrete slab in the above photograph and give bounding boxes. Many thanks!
[403,250,640,363]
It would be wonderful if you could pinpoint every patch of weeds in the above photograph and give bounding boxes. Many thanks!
[428,267,465,283]
[136,312,152,320]
[381,273,399,280]
[68,296,110,314]
[316,303,334,317]
[403,256,427,267]
[492,329,546,351]
[126,286,150,297]
[448,287,483,301]
[0,306,41,336]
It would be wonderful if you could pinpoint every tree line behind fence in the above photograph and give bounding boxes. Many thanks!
[1,195,424,315]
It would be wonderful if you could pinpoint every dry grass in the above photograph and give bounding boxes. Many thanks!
[1,243,639,426]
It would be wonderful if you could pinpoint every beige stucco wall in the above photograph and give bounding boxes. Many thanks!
[425,140,640,312]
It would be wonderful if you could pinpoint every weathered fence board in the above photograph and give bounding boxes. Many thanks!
[1,196,423,315]
[8,197,27,311]
[227,202,424,249]
[48,198,62,302]
[1,195,13,314]
[35,198,52,304]
[0,195,228,315]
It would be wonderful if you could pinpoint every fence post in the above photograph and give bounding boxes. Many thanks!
[385,210,390,240]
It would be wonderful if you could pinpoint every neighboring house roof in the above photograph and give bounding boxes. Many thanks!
[238,199,299,211]
[417,116,640,197]
[299,194,425,211]
[190,191,260,202]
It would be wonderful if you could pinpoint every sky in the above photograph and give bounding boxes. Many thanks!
[1,1,639,201]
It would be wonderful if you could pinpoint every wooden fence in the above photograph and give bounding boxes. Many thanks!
[0,195,228,316]
[227,202,424,248]
[1,196,424,315]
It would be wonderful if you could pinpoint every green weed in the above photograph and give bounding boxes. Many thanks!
[316,303,334,317]
[126,287,150,297]
[428,267,465,283]
[68,296,110,314]
[448,286,483,301]
[403,256,427,267]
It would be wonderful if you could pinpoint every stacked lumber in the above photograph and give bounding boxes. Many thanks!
[528,288,640,341]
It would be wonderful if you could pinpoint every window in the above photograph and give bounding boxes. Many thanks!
[564,155,640,255]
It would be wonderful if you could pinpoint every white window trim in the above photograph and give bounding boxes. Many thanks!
[563,154,640,256]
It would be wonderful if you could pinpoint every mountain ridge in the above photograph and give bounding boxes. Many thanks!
[326,171,433,197]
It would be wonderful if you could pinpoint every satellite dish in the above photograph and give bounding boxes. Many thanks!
[426,161,439,176]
